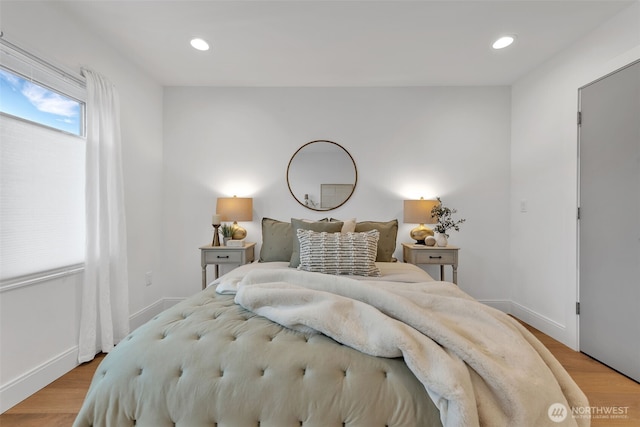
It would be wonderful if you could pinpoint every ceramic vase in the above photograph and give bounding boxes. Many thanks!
[435,233,448,247]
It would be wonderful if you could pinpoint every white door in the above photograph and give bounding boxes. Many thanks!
[578,60,640,382]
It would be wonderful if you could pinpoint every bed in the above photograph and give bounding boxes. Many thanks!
[73,218,589,427]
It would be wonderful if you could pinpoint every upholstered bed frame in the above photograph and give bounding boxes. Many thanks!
[74,263,442,426]
[73,217,588,427]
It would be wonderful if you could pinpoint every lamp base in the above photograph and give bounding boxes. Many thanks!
[410,224,434,245]
[232,221,247,240]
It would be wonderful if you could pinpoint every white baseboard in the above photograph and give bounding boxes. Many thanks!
[478,299,511,313]
[163,297,184,310]
[1,296,186,414]
[129,297,185,330]
[509,301,575,349]
[129,298,164,331]
[0,345,78,413]
[510,300,566,330]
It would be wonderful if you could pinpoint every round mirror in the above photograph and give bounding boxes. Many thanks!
[287,140,357,211]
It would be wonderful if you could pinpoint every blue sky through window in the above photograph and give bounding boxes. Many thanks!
[0,68,82,135]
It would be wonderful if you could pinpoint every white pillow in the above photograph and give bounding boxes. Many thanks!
[339,218,357,233]
[297,229,381,277]
[326,217,357,233]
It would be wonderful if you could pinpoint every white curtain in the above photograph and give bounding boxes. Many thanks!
[78,68,130,363]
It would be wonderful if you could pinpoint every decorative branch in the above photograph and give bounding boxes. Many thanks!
[430,197,466,238]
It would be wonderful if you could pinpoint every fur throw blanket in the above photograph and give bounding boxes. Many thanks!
[231,268,589,427]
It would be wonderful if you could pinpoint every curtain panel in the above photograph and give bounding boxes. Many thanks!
[78,68,129,363]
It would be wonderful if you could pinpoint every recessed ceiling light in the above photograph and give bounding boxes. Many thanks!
[190,38,210,51]
[492,35,515,50]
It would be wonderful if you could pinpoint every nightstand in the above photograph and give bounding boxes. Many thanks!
[199,243,256,289]
[401,243,459,284]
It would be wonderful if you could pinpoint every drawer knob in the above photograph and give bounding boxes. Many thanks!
[216,255,230,259]
[429,256,442,259]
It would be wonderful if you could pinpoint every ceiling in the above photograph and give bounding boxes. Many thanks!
[57,0,635,87]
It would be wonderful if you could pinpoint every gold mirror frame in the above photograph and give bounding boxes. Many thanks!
[286,140,357,211]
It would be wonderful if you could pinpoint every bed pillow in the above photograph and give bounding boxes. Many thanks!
[354,219,398,262]
[328,217,357,233]
[289,218,344,268]
[297,229,381,277]
[259,217,293,262]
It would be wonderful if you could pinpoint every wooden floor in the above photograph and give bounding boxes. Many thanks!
[520,323,640,427]
[1,323,638,426]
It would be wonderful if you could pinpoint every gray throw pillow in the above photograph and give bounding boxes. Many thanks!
[297,229,381,277]
[289,218,343,268]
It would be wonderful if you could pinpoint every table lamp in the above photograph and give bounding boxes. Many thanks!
[216,196,253,240]
[403,197,439,245]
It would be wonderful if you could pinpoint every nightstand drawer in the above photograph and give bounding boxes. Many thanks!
[401,243,459,284]
[200,243,256,290]
[413,251,456,264]
[203,250,242,264]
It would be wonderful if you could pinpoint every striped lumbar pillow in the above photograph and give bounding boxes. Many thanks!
[296,229,381,277]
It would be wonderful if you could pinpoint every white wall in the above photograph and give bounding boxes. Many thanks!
[162,86,512,303]
[510,1,640,349]
[0,1,164,411]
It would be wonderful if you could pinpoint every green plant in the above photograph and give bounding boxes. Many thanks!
[220,223,235,238]
[430,197,466,237]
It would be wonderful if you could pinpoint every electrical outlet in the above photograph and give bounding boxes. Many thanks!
[520,199,528,213]
[145,271,152,286]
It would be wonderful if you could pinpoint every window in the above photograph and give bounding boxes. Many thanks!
[0,39,86,286]
[0,68,83,136]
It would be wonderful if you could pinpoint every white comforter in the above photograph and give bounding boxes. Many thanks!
[224,267,589,427]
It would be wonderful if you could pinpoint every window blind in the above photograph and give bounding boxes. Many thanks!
[0,38,86,284]
[0,115,85,281]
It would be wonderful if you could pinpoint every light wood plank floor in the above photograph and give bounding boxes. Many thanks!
[520,323,639,426]
[1,323,638,426]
